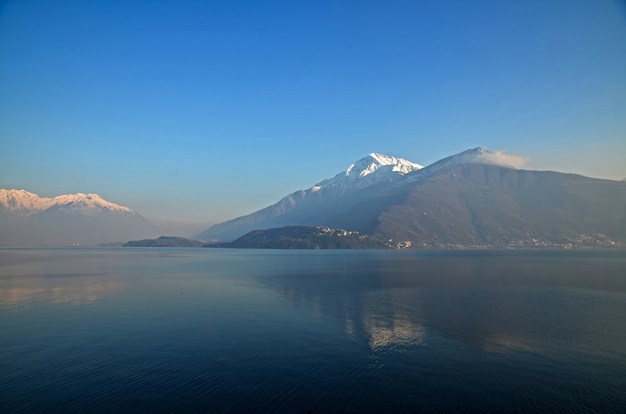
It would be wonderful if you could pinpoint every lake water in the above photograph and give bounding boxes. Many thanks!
[1,248,625,413]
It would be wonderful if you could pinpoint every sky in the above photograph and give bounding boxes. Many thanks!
[1,0,625,233]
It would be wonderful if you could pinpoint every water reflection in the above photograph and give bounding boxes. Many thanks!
[356,290,426,350]
[263,251,626,355]
[0,277,126,306]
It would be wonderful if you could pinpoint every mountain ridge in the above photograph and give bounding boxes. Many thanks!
[0,189,157,246]
[0,189,134,214]
[195,148,626,247]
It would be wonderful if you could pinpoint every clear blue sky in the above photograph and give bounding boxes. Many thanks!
[1,0,625,232]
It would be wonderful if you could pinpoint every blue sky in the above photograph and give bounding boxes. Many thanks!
[1,0,625,232]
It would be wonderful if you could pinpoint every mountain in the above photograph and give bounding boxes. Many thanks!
[0,189,158,246]
[195,148,626,248]
[194,153,423,242]
[337,163,626,248]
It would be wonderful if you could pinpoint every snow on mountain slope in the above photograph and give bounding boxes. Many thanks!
[0,189,54,213]
[48,193,134,213]
[0,189,134,214]
[310,153,423,194]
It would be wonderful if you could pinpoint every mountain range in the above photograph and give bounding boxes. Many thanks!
[3,147,625,248]
[0,190,157,246]
[195,148,626,248]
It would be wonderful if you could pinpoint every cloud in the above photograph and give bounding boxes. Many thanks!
[475,150,529,169]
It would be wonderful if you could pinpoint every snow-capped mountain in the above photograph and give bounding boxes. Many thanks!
[0,189,157,246]
[0,189,133,214]
[195,148,626,246]
[196,149,511,242]
[194,152,424,241]
[0,189,53,213]
[311,153,422,194]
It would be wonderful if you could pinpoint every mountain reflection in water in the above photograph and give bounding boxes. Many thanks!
[260,250,626,355]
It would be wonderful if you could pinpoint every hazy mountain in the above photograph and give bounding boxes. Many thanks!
[0,189,158,246]
[195,148,626,247]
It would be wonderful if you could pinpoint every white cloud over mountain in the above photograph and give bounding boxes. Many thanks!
[473,150,528,169]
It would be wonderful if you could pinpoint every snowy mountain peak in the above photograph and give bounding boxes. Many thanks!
[314,153,423,192]
[50,193,134,213]
[0,189,53,212]
[348,153,423,178]
[342,153,422,177]
[0,189,134,214]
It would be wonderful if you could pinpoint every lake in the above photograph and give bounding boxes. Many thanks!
[1,248,625,413]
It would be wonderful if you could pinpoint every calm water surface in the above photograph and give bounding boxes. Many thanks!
[1,248,625,413]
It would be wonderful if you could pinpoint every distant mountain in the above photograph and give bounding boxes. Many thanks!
[0,189,158,246]
[194,153,423,242]
[124,236,204,247]
[0,189,134,214]
[195,148,626,248]
[208,226,391,249]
